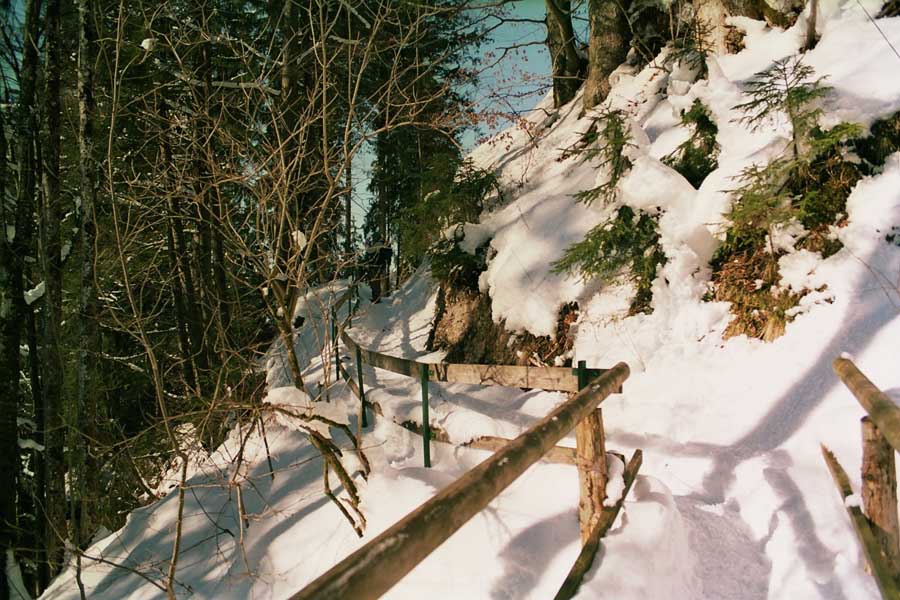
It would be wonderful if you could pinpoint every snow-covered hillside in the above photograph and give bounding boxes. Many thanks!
[39,1,900,598]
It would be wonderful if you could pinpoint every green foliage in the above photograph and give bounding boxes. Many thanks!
[427,228,488,291]
[663,99,720,187]
[722,57,862,259]
[734,56,830,159]
[403,159,498,264]
[575,109,634,206]
[711,57,865,341]
[667,1,714,77]
[852,110,900,169]
[553,206,665,314]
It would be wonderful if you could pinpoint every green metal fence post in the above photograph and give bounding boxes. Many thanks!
[577,360,588,391]
[356,345,368,428]
[421,364,431,468]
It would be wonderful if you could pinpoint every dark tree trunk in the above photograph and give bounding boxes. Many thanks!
[26,308,45,592]
[583,0,631,109]
[76,0,100,551]
[0,74,18,600]
[545,0,585,107]
[8,0,43,588]
[39,0,68,576]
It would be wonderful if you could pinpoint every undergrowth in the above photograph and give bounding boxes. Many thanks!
[663,99,720,188]
[554,206,665,314]
[574,109,634,205]
[710,56,865,340]
[555,110,666,314]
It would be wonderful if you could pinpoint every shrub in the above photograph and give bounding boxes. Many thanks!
[722,57,861,262]
[553,206,665,314]
[574,109,634,206]
[663,99,720,188]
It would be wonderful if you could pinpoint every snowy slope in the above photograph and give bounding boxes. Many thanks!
[40,2,900,599]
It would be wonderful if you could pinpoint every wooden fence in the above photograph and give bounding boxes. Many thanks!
[823,358,900,599]
[285,286,639,599]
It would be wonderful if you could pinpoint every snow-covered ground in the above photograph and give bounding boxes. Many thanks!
[39,2,900,598]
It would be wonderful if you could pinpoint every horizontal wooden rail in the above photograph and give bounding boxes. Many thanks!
[289,362,630,600]
[340,330,597,393]
[336,361,579,465]
[834,358,900,454]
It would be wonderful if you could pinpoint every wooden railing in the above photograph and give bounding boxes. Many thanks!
[292,362,631,600]
[823,358,900,599]
[290,285,639,599]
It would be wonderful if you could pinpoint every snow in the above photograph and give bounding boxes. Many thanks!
[768,219,808,254]
[24,281,45,306]
[6,550,30,600]
[603,454,626,507]
[17,438,45,452]
[778,249,824,292]
[37,4,900,600]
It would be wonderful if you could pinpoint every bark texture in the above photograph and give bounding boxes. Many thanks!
[575,408,608,541]
[76,0,100,550]
[39,0,68,577]
[0,72,17,600]
[861,416,900,574]
[583,0,631,109]
[545,0,585,107]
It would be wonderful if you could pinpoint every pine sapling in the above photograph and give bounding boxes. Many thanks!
[575,109,634,206]
[734,56,829,161]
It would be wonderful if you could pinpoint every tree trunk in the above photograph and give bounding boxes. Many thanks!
[0,77,19,600]
[76,0,100,551]
[545,0,584,107]
[26,307,45,592]
[345,159,353,257]
[803,0,819,50]
[583,0,631,110]
[39,0,68,576]
[9,0,43,588]
[695,0,729,54]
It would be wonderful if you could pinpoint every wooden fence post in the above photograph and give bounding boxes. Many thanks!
[862,416,900,574]
[574,359,607,542]
[421,364,431,468]
[822,444,900,599]
[355,345,368,428]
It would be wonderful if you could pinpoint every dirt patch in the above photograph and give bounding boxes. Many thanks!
[709,247,805,342]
